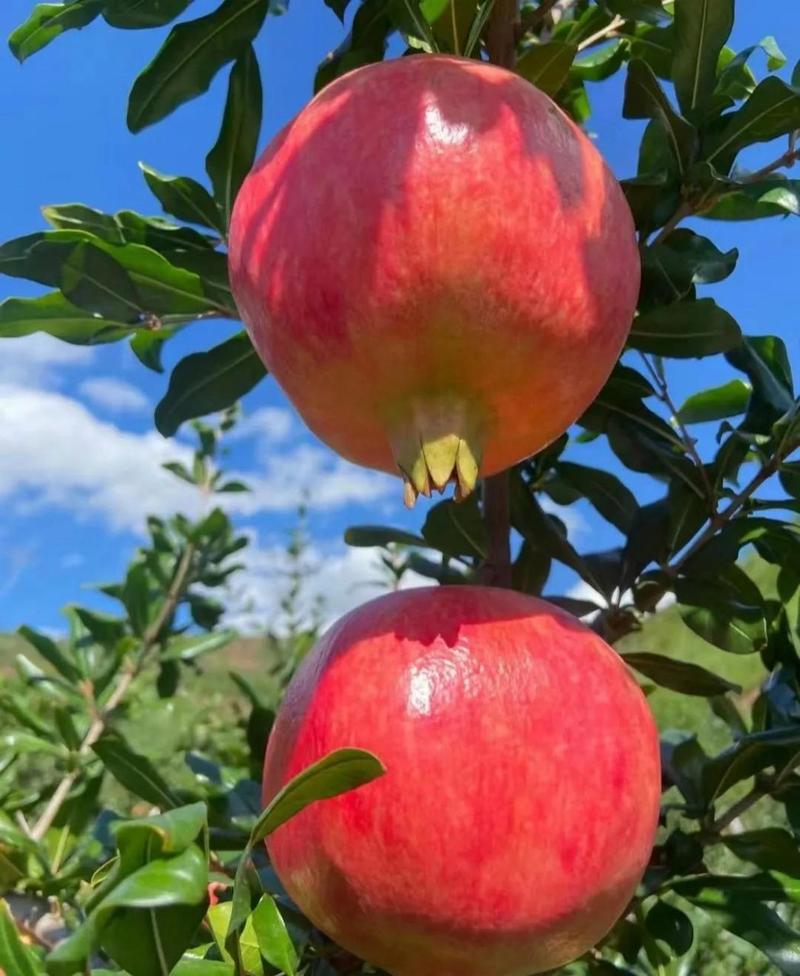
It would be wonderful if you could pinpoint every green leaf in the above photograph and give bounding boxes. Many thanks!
[8,0,102,62]
[622,652,740,697]
[0,730,68,758]
[172,960,235,976]
[554,461,638,534]
[645,900,694,956]
[93,730,182,809]
[161,629,235,662]
[677,379,751,424]
[155,332,266,436]
[516,42,577,97]
[727,335,795,433]
[0,292,133,345]
[140,163,224,235]
[0,900,42,976]
[571,38,626,82]
[780,462,800,498]
[103,0,193,29]
[703,179,800,220]
[127,0,270,132]
[462,0,496,59]
[623,59,697,176]
[706,77,800,172]
[628,299,741,357]
[509,471,601,591]
[675,574,768,654]
[344,525,427,548]
[605,0,669,24]
[315,0,393,92]
[642,229,738,305]
[61,241,143,320]
[252,747,385,845]
[18,625,79,681]
[122,563,154,637]
[672,0,734,120]
[725,828,800,878]
[251,895,298,976]
[206,47,262,230]
[422,497,488,560]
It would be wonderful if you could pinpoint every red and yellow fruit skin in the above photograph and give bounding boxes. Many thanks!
[229,55,640,499]
[262,587,661,976]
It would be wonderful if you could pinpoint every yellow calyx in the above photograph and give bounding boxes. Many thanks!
[386,395,484,508]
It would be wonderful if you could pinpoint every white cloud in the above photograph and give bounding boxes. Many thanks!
[0,333,94,386]
[221,539,429,634]
[79,376,149,415]
[0,384,394,534]
[230,406,294,445]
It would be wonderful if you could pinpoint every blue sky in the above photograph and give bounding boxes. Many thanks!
[1,0,798,634]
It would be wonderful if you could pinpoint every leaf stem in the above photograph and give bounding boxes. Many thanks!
[30,543,196,842]
[576,14,624,52]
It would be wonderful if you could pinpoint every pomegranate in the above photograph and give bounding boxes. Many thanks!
[262,587,661,976]
[229,56,639,506]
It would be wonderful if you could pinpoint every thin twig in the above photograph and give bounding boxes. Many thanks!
[518,0,560,35]
[577,14,624,52]
[639,353,714,505]
[30,544,196,842]
[707,783,765,834]
[649,202,693,247]
[740,130,800,184]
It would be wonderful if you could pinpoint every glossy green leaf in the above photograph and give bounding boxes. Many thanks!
[422,497,488,560]
[622,652,740,696]
[645,900,694,956]
[726,335,794,431]
[155,331,266,436]
[206,47,262,229]
[675,574,768,654]
[703,178,800,220]
[61,241,143,320]
[554,461,638,533]
[251,895,298,975]
[315,0,393,92]
[8,0,102,62]
[0,292,133,345]
[172,960,235,976]
[642,229,738,305]
[725,828,800,878]
[103,0,193,29]
[672,0,734,119]
[571,39,626,82]
[677,378,751,424]
[0,900,43,976]
[93,730,182,808]
[509,471,601,591]
[252,747,385,844]
[684,891,800,974]
[605,0,669,24]
[705,77,800,172]
[140,163,223,234]
[344,525,427,548]
[705,726,800,801]
[516,42,577,97]
[623,59,697,176]
[629,299,741,357]
[127,0,270,132]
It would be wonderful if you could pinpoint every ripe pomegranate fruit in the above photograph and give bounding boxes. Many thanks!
[229,56,639,506]
[263,587,661,976]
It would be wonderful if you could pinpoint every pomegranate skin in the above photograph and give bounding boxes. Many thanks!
[262,587,661,976]
[229,56,640,504]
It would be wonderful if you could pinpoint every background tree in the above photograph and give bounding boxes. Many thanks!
[3,0,800,974]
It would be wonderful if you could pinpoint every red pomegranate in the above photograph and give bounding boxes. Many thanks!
[262,587,661,976]
[229,56,639,506]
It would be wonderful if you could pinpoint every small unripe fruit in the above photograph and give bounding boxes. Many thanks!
[263,587,661,976]
[229,56,639,505]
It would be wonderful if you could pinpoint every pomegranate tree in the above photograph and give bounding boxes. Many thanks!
[229,55,639,506]
[263,587,661,976]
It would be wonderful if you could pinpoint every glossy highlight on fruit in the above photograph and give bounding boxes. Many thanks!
[262,587,661,976]
[229,56,640,506]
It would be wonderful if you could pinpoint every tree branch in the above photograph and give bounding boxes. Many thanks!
[30,544,196,842]
[485,0,519,68]
[577,14,624,52]
[639,353,714,507]
[480,472,513,588]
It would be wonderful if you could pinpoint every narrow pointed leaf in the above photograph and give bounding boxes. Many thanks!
[127,0,270,132]
[672,0,734,119]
